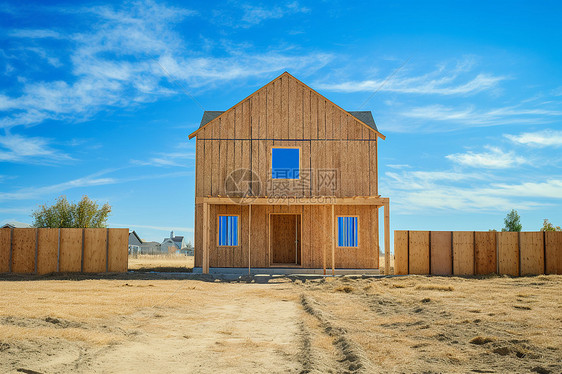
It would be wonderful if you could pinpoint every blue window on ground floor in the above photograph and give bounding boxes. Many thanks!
[218,215,239,246]
[337,216,358,247]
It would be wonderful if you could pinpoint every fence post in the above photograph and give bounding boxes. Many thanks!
[34,228,39,275]
[81,228,85,272]
[8,228,13,273]
[57,228,61,272]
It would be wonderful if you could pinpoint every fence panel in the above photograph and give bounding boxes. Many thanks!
[545,231,562,274]
[409,231,429,274]
[430,231,452,275]
[37,228,59,275]
[59,228,84,272]
[108,228,128,272]
[453,231,474,275]
[83,228,107,273]
[0,229,10,273]
[394,230,408,275]
[520,232,544,275]
[498,232,519,276]
[474,232,496,275]
[11,228,36,273]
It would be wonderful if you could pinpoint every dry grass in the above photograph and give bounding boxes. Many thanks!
[128,254,194,270]
[0,275,560,373]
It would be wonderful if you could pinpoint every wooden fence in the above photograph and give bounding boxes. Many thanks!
[394,231,562,276]
[0,228,129,274]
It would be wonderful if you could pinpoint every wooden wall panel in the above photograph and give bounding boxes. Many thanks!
[453,232,474,275]
[11,228,36,273]
[83,228,107,273]
[394,230,409,275]
[431,231,452,275]
[108,228,128,272]
[520,232,544,275]
[37,228,58,274]
[194,203,202,267]
[0,228,10,273]
[409,231,429,274]
[545,231,562,275]
[498,232,519,276]
[474,232,496,275]
[59,228,82,272]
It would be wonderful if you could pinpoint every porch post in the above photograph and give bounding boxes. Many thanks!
[331,204,335,276]
[248,204,252,275]
[202,202,209,274]
[384,200,390,275]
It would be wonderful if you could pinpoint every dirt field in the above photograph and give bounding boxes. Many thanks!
[0,274,560,373]
[128,255,194,271]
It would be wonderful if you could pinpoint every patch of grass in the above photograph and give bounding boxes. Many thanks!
[469,336,495,345]
[415,284,454,291]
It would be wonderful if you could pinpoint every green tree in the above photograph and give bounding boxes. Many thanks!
[501,209,522,232]
[540,219,561,232]
[32,195,111,228]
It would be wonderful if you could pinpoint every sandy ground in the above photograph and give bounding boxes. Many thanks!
[128,255,194,271]
[0,274,560,373]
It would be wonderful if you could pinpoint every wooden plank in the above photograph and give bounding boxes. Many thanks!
[474,231,497,275]
[519,232,544,275]
[372,205,379,269]
[108,228,128,272]
[453,231,474,275]
[384,202,390,273]
[430,231,452,275]
[196,138,204,197]
[202,202,209,273]
[203,128,212,196]
[393,230,408,275]
[303,86,310,139]
[59,228,82,272]
[331,204,335,275]
[37,228,58,275]
[83,228,107,273]
[0,229,10,273]
[11,228,36,274]
[497,232,519,276]
[194,203,202,267]
[545,231,562,275]
[282,74,289,139]
[288,76,297,139]
[409,231,429,275]
[211,119,220,196]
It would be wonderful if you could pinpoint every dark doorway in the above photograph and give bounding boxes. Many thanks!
[270,214,301,265]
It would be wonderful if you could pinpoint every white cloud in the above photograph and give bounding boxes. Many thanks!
[0,133,72,164]
[9,29,63,39]
[240,2,309,26]
[446,146,527,169]
[111,223,193,233]
[386,164,412,169]
[383,170,561,213]
[505,129,562,147]
[131,152,195,168]
[315,58,506,95]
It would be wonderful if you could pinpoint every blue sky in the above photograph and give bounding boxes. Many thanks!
[0,0,561,246]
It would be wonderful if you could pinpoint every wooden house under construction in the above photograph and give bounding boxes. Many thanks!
[189,72,390,274]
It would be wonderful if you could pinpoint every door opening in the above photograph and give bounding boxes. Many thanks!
[270,214,301,266]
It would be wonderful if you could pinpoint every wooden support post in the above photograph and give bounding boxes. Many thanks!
[202,202,209,274]
[331,204,335,276]
[248,204,252,275]
[384,201,390,275]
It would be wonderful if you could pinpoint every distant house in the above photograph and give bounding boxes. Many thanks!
[140,241,161,254]
[128,231,142,255]
[161,231,186,253]
[1,221,32,228]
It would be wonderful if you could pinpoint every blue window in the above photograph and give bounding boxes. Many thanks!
[272,148,299,179]
[218,215,239,246]
[338,217,358,247]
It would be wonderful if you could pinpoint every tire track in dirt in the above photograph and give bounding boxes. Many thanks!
[300,294,369,373]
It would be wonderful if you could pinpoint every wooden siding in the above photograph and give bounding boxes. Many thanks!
[195,73,378,199]
[195,204,379,269]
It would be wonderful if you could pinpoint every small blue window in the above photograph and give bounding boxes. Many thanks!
[338,217,358,247]
[272,148,299,179]
[218,215,238,246]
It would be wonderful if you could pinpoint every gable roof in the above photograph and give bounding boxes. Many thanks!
[1,221,32,228]
[188,72,385,140]
[129,230,142,244]
[197,110,379,133]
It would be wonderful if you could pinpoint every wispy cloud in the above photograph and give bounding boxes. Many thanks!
[213,1,309,28]
[0,133,72,164]
[0,0,329,131]
[111,223,193,233]
[316,59,506,95]
[131,151,195,168]
[383,170,561,213]
[446,146,527,169]
[505,129,562,147]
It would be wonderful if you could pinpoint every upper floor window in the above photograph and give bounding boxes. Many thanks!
[272,147,300,179]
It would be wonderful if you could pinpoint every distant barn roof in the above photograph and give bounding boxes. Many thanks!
[198,110,379,133]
